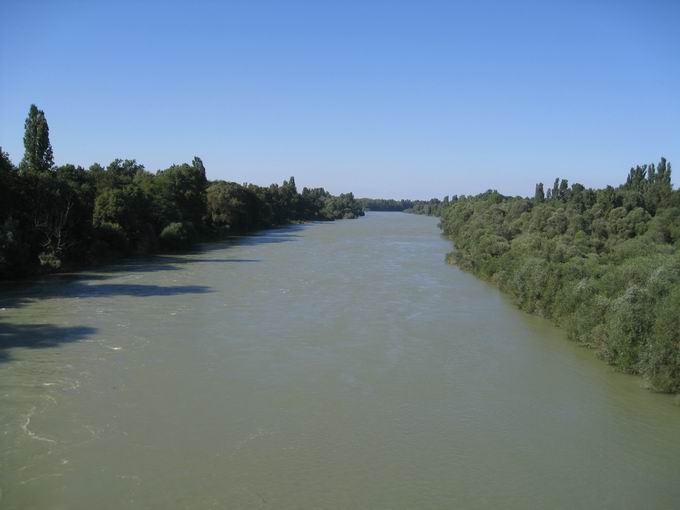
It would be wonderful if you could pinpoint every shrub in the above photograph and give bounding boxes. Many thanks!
[94,221,129,252]
[159,222,197,251]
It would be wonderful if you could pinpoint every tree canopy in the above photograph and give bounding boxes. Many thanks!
[0,105,363,277]
[438,161,680,392]
[20,104,54,173]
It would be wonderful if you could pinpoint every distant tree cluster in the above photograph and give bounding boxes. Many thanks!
[0,105,363,278]
[358,198,414,211]
[358,197,453,216]
[439,161,680,392]
[407,196,456,216]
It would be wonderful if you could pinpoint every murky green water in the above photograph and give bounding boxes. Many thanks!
[1,212,679,509]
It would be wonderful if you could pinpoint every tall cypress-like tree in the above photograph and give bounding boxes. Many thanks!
[20,104,54,173]
[559,178,569,201]
[534,183,545,202]
[192,156,207,181]
[551,178,560,201]
[657,157,671,188]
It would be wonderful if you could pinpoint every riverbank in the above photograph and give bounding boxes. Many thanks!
[0,218,350,282]
[2,106,364,280]
[438,164,680,394]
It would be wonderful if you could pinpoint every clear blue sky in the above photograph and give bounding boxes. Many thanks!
[1,0,678,199]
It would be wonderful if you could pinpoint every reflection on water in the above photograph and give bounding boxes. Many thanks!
[1,213,679,509]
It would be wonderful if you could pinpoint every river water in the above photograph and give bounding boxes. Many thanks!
[1,212,679,509]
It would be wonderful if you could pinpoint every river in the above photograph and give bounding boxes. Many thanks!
[1,212,679,509]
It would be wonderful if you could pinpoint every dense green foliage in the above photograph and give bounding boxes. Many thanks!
[407,196,454,216]
[358,197,450,215]
[20,104,54,174]
[359,198,415,211]
[440,161,680,393]
[0,105,363,278]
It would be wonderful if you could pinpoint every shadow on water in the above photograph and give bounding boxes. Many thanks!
[152,257,261,265]
[225,231,301,247]
[0,222,310,362]
[68,225,305,275]
[222,222,307,246]
[0,283,212,363]
[0,322,98,363]
[0,282,213,308]
[57,283,213,299]
[71,256,261,276]
[236,236,298,246]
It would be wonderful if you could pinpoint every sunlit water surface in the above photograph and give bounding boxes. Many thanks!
[1,212,679,509]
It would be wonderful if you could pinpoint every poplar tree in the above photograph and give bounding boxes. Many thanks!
[559,179,569,201]
[20,104,54,173]
[534,183,545,202]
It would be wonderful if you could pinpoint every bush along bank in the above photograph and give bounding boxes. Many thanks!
[439,161,680,393]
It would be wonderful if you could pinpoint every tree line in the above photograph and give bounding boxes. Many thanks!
[0,105,363,278]
[439,160,680,393]
[358,197,449,215]
[407,197,451,216]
